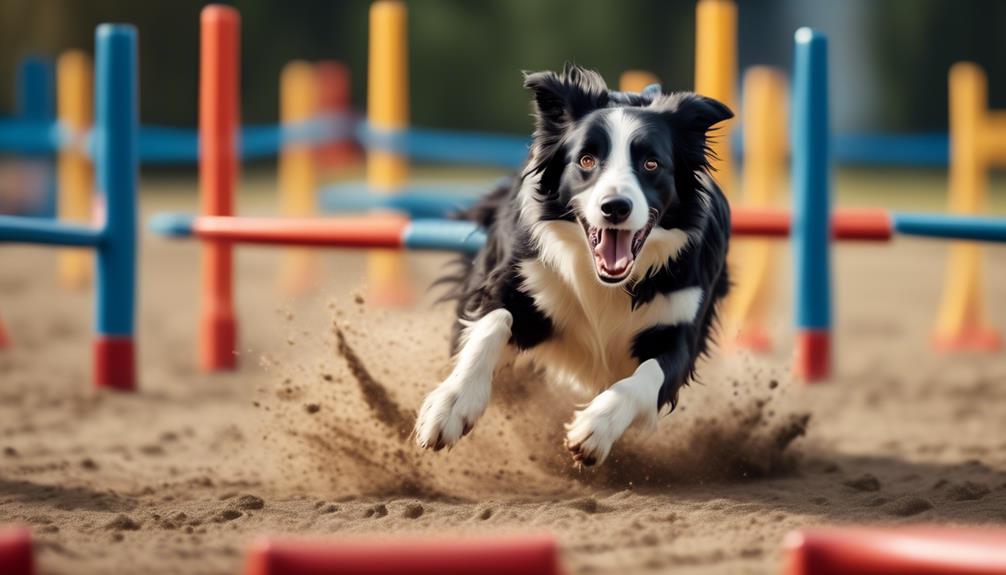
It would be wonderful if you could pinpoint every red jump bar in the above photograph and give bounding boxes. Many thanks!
[191,214,410,247]
[732,207,893,240]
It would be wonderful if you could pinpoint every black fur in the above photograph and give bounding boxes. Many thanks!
[440,63,732,414]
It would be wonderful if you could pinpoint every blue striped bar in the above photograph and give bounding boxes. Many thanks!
[402,219,486,254]
[892,213,1006,243]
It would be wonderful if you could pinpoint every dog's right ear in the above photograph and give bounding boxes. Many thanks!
[523,63,609,138]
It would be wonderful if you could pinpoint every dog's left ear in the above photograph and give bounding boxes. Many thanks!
[523,63,610,140]
[655,92,734,172]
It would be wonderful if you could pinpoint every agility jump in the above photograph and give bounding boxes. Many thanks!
[0,24,138,391]
[152,23,1006,383]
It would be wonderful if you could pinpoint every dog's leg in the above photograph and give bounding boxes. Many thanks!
[415,308,512,451]
[566,310,705,467]
[565,358,664,466]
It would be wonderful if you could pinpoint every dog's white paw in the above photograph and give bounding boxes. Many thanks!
[565,387,640,467]
[414,376,490,452]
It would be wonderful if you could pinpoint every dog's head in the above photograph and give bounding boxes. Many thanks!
[523,64,732,285]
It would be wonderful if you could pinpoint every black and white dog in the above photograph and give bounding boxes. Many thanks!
[415,64,733,467]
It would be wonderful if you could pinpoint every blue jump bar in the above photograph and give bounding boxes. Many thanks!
[320,182,484,217]
[0,215,103,246]
[148,213,195,237]
[893,213,1006,243]
[402,219,486,254]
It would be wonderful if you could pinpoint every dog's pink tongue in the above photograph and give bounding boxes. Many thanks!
[595,229,634,273]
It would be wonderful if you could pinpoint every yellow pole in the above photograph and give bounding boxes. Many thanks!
[694,0,736,197]
[725,67,787,350]
[366,0,412,305]
[934,62,1000,351]
[278,60,319,295]
[618,70,660,93]
[985,112,1006,162]
[56,50,93,289]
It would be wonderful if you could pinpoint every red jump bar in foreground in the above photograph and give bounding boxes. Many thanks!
[245,534,563,575]
[784,526,1006,575]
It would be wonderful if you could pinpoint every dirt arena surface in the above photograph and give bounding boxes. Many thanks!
[2,172,1006,574]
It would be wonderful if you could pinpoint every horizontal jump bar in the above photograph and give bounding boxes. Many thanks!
[892,212,1006,242]
[320,182,486,217]
[149,209,1006,252]
[149,213,486,254]
[0,215,103,246]
[150,213,409,248]
[732,208,894,240]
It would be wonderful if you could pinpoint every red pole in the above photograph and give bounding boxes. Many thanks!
[315,60,361,170]
[0,316,8,349]
[199,5,239,372]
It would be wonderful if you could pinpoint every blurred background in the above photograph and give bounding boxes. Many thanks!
[0,0,1003,136]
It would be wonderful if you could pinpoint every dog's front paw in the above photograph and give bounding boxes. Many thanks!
[565,388,637,467]
[414,378,489,452]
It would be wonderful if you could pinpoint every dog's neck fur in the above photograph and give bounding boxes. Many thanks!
[514,174,699,392]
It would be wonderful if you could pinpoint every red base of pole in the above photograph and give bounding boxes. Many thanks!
[0,528,33,575]
[783,526,1006,575]
[94,337,136,391]
[0,319,8,349]
[932,327,1002,353]
[199,313,237,372]
[245,534,562,575]
[795,330,830,382]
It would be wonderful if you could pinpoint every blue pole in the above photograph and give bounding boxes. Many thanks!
[93,24,138,391]
[15,56,56,217]
[792,28,831,381]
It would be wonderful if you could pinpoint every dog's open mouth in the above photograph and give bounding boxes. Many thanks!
[583,218,655,283]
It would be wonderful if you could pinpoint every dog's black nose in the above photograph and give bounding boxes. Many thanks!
[600,196,632,224]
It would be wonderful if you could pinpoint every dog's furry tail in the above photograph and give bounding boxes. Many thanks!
[450,175,514,227]
[431,175,514,306]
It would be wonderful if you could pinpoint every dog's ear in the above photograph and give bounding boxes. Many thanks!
[523,63,609,137]
[654,92,734,173]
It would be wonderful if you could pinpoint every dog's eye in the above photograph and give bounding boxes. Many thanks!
[643,158,659,172]
[578,154,597,170]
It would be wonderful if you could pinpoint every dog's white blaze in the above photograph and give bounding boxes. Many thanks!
[565,358,665,465]
[582,109,649,232]
[520,220,704,394]
[414,309,512,449]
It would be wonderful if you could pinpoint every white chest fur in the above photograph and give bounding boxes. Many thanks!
[519,220,700,394]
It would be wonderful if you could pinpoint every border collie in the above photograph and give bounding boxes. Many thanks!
[415,64,733,467]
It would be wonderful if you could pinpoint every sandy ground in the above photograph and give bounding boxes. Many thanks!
[2,175,1006,574]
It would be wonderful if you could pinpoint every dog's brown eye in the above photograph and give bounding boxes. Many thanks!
[578,154,597,170]
[643,158,659,172]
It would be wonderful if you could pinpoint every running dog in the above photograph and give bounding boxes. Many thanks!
[415,64,733,467]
